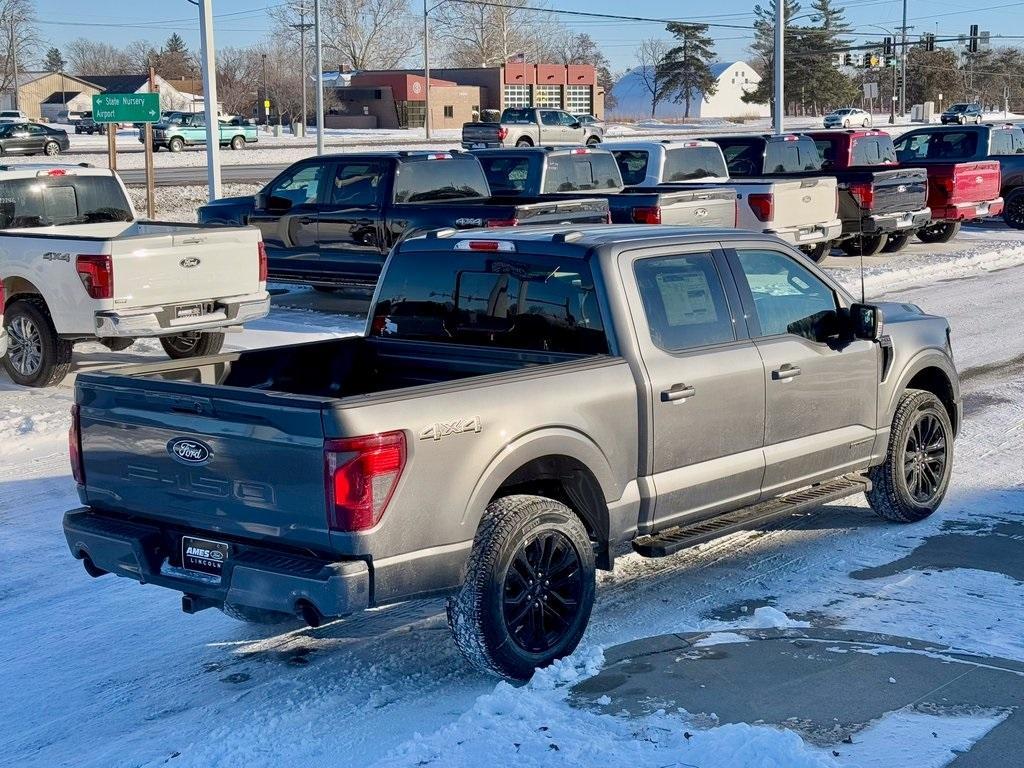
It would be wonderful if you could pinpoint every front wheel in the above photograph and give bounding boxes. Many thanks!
[159,331,225,359]
[168,137,184,153]
[867,390,953,522]
[585,136,600,147]
[1,299,73,387]
[840,233,888,256]
[230,135,245,150]
[863,118,870,127]
[515,137,533,147]
[916,220,960,243]
[882,231,912,252]
[447,494,596,680]
[44,141,60,156]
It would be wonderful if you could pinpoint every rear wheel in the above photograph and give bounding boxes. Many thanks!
[800,241,831,262]
[447,494,596,680]
[882,231,912,252]
[168,136,184,153]
[230,135,245,150]
[840,233,888,256]
[1,299,73,387]
[1002,189,1024,229]
[159,331,225,359]
[867,389,953,523]
[43,141,60,156]
[862,118,870,127]
[585,136,600,147]
[515,137,533,147]
[916,220,960,243]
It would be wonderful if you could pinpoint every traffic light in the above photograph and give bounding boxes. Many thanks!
[844,52,854,66]
[923,33,935,52]
[969,24,979,53]
[863,53,880,69]
[885,55,897,67]
[883,37,894,56]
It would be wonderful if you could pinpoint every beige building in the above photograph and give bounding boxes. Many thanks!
[0,72,100,120]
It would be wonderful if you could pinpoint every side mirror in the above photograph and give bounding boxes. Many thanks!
[266,194,293,213]
[254,191,266,210]
[849,303,883,341]
[570,121,581,129]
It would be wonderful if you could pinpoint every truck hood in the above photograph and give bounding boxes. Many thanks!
[197,195,256,226]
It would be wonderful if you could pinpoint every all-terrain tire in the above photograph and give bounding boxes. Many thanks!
[916,220,960,243]
[867,389,953,523]
[1002,189,1024,229]
[159,331,226,359]
[446,494,596,680]
[221,603,295,625]
[2,299,73,387]
[840,233,888,256]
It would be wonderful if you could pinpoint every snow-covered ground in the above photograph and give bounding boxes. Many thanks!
[2,235,1024,767]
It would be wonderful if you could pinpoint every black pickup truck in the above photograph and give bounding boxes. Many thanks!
[472,146,736,228]
[805,130,931,255]
[197,151,609,288]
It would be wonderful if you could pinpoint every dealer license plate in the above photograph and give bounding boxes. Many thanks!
[175,303,204,319]
[181,536,229,579]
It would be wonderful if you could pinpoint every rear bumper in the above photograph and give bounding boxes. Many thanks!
[931,198,1004,221]
[462,140,506,149]
[768,219,843,246]
[849,207,932,236]
[63,508,371,618]
[93,291,270,337]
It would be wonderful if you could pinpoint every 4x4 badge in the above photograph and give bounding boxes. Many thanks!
[419,416,482,441]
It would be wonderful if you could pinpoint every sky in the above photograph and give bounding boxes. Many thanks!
[32,0,1022,74]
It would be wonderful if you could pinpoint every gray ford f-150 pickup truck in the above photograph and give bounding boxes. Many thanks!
[63,225,961,680]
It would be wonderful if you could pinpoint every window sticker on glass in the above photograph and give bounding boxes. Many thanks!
[657,272,717,326]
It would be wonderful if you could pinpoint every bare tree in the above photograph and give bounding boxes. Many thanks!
[0,0,40,93]
[635,37,670,118]
[548,31,616,110]
[434,0,550,67]
[66,39,132,75]
[216,46,262,117]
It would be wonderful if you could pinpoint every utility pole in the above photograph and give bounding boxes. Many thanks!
[198,0,221,200]
[314,0,324,155]
[423,0,432,139]
[144,66,156,217]
[898,0,909,119]
[773,0,784,133]
[290,5,313,133]
[262,53,268,127]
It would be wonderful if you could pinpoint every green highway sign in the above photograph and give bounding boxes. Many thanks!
[91,93,160,123]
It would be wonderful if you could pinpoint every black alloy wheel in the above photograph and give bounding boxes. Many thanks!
[902,412,948,504]
[502,530,584,654]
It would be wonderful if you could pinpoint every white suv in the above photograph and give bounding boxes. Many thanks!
[824,108,872,129]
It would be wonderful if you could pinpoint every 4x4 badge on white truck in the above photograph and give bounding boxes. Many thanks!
[419,417,482,441]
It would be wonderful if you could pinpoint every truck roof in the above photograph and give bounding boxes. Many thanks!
[601,139,721,151]
[405,224,759,257]
[0,163,112,180]
[313,150,477,163]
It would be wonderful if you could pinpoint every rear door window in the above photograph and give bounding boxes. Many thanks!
[990,129,1016,156]
[633,253,736,351]
[327,160,386,207]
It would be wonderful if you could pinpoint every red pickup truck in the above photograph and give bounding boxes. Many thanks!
[892,127,1004,243]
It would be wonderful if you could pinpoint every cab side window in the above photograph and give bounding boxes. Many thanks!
[266,163,324,208]
[328,160,385,207]
[733,249,837,341]
[634,253,736,351]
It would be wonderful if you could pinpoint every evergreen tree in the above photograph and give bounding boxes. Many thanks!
[744,0,801,119]
[155,33,191,78]
[43,47,65,72]
[801,0,857,113]
[658,23,717,118]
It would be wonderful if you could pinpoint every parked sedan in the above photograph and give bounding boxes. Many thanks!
[824,108,872,128]
[0,122,70,156]
[941,103,983,125]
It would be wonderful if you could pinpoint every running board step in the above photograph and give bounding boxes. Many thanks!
[632,475,871,558]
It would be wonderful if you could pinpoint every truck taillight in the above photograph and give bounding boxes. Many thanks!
[324,431,406,532]
[497,127,508,141]
[631,206,662,224]
[69,404,85,485]
[849,181,874,209]
[75,254,113,299]
[748,193,774,222]
[257,240,268,282]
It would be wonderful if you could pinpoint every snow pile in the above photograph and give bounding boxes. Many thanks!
[125,184,261,222]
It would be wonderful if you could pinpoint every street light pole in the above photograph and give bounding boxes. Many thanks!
[423,0,431,139]
[198,0,221,200]
[773,0,784,134]
[300,4,307,132]
[899,0,908,119]
[262,53,268,127]
[314,0,324,155]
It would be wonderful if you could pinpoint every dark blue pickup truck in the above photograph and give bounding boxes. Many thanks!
[198,151,609,288]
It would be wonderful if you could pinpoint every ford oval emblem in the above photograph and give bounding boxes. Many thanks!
[694,207,708,218]
[180,257,201,269]
[897,185,907,193]
[975,176,984,184]
[167,437,212,465]
[802,195,812,203]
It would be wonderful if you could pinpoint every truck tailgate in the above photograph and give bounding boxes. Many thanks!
[77,377,333,550]
[462,123,502,145]
[868,168,929,214]
[766,177,838,229]
[109,227,262,307]
[511,197,610,224]
[951,161,1001,204]
[650,187,736,227]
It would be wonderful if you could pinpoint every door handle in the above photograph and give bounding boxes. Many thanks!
[771,364,802,380]
[661,383,696,402]
[297,216,315,225]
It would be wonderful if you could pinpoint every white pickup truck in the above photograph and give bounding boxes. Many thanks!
[0,165,270,386]
[616,137,842,261]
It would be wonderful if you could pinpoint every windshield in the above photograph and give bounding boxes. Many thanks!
[948,104,970,112]
[0,175,133,229]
